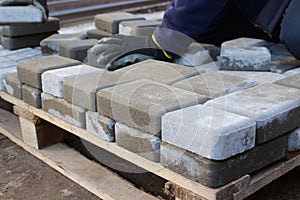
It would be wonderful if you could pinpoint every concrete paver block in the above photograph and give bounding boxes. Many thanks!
[287,128,300,152]
[0,67,17,90]
[161,136,286,188]
[97,79,209,136]
[220,71,286,84]
[113,59,204,85]
[220,38,271,71]
[162,105,256,160]
[195,61,220,72]
[206,84,300,144]
[86,111,115,142]
[284,67,300,76]
[59,39,98,62]
[1,32,56,50]
[42,92,87,128]
[3,73,22,99]
[115,122,161,162]
[22,84,42,108]
[0,5,43,24]
[274,74,300,90]
[40,33,87,55]
[42,64,101,98]
[5,48,41,62]
[2,17,60,37]
[172,72,256,98]
[269,59,300,74]
[119,20,160,36]
[86,29,112,40]
[17,55,81,89]
[95,12,145,34]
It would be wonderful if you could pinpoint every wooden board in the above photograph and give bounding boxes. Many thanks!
[1,91,300,200]
[0,109,157,200]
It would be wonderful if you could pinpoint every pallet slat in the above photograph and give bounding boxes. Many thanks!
[0,109,157,200]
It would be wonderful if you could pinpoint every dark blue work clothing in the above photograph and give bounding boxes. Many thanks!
[154,0,300,59]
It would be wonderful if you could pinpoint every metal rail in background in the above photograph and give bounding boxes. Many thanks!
[49,0,170,24]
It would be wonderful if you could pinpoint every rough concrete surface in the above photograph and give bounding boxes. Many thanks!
[0,5,43,24]
[162,105,256,160]
[206,84,300,144]
[3,73,22,99]
[22,84,42,108]
[274,74,300,90]
[0,67,17,90]
[119,20,160,36]
[86,29,112,40]
[97,79,209,136]
[287,128,300,152]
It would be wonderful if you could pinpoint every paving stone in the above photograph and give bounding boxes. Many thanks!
[119,20,160,36]
[59,39,98,62]
[42,64,101,98]
[2,17,60,37]
[0,60,18,69]
[206,84,300,144]
[220,38,271,71]
[1,32,56,50]
[274,74,300,90]
[287,128,300,152]
[6,48,41,62]
[161,136,286,188]
[0,67,17,90]
[95,12,145,34]
[162,105,256,160]
[194,62,220,72]
[0,47,31,56]
[97,79,209,136]
[41,92,87,128]
[17,55,81,89]
[115,122,161,162]
[219,71,286,84]
[268,59,300,74]
[0,5,43,24]
[63,71,124,111]
[86,29,112,40]
[284,67,300,76]
[3,73,22,99]
[112,59,204,85]
[40,33,87,55]
[172,72,256,98]
[22,84,42,108]
[268,43,293,58]
[86,111,115,142]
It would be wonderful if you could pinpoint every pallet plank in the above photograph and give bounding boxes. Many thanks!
[0,108,157,200]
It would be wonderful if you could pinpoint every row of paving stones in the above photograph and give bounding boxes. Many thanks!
[1,12,300,189]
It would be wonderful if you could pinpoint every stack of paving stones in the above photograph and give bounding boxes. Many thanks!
[1,17,60,50]
[1,36,300,189]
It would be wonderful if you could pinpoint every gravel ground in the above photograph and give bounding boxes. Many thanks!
[0,133,299,200]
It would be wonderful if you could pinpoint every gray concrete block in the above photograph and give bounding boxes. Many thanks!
[269,59,300,74]
[115,122,161,162]
[86,111,115,142]
[17,55,81,89]
[2,17,60,37]
[40,33,87,55]
[274,74,300,90]
[59,39,98,62]
[172,72,256,98]
[0,5,43,24]
[22,84,42,108]
[95,12,145,34]
[119,20,160,36]
[0,67,17,90]
[219,71,286,84]
[112,59,204,85]
[284,67,300,76]
[5,48,41,62]
[287,128,300,152]
[195,61,220,72]
[63,71,127,111]
[3,73,22,99]
[86,29,112,40]
[97,79,209,136]
[42,64,101,98]
[163,105,256,160]
[41,92,87,128]
[220,38,271,71]
[206,84,300,144]
[161,136,286,188]
[1,32,56,50]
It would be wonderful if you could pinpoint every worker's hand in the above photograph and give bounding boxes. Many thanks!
[0,0,48,21]
[90,34,172,71]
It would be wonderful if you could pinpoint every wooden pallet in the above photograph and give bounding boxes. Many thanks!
[0,91,299,200]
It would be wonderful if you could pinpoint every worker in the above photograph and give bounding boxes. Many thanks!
[91,0,299,70]
[0,0,49,21]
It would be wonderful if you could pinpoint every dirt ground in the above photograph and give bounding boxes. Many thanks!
[0,133,299,200]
